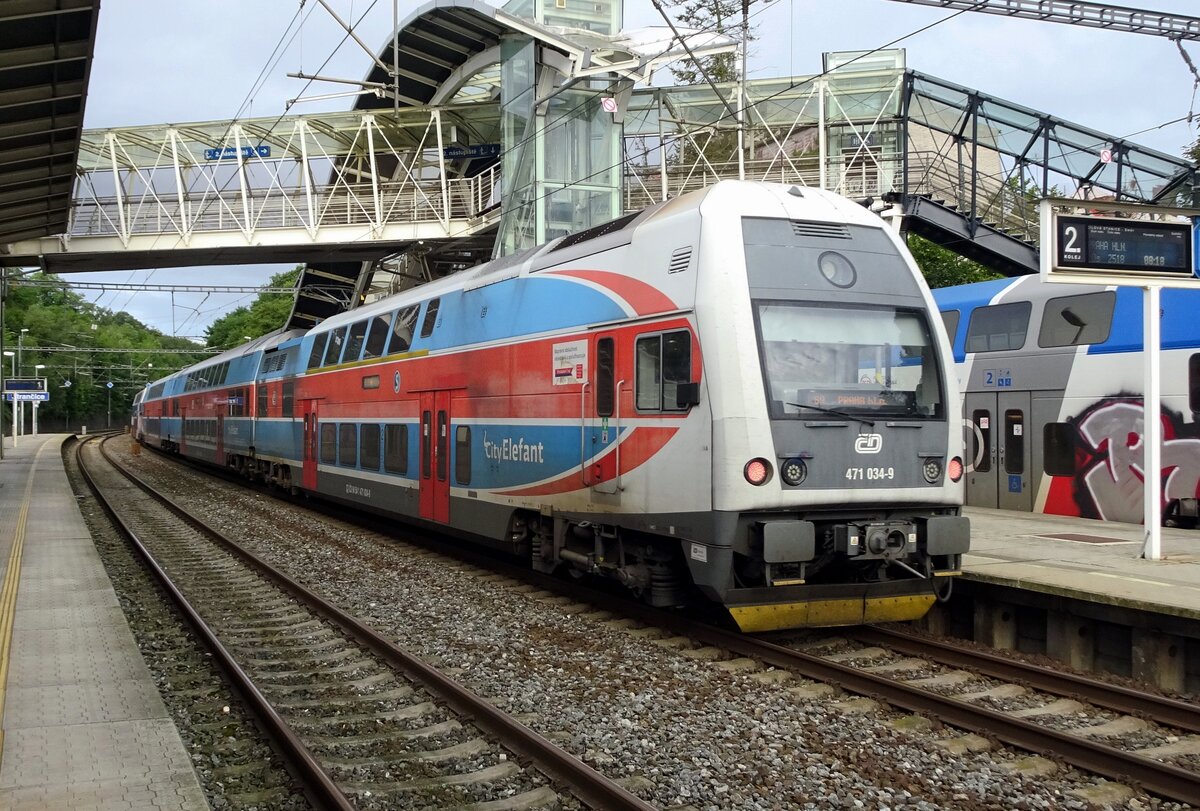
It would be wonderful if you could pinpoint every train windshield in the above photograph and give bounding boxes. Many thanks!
[756,302,945,419]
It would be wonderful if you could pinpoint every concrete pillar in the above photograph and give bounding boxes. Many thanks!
[1132,629,1185,693]
[920,603,948,637]
[1047,612,1094,671]
[974,600,1017,650]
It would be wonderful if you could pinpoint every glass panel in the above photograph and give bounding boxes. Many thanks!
[966,302,1030,353]
[635,336,661,411]
[282,381,294,418]
[389,306,419,354]
[320,423,336,464]
[420,299,440,339]
[1004,409,1024,474]
[384,424,408,474]
[436,411,448,481]
[1038,292,1115,348]
[1043,422,1075,476]
[421,411,432,479]
[662,331,691,412]
[344,320,369,363]
[307,333,328,369]
[363,314,391,359]
[339,423,357,467]
[939,310,960,343]
[1192,354,1200,414]
[323,327,347,366]
[972,409,992,473]
[757,302,945,419]
[360,424,381,471]
[454,425,471,485]
[596,337,614,417]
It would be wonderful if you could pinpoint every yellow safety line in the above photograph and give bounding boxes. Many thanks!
[0,439,51,765]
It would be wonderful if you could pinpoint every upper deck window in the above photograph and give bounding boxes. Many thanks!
[939,310,960,344]
[1038,291,1115,348]
[965,301,1031,353]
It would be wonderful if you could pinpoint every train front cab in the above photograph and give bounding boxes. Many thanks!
[690,188,969,632]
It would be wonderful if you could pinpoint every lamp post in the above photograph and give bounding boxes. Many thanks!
[2,351,11,448]
[17,328,27,437]
[32,364,44,436]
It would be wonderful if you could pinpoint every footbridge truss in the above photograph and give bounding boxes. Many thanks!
[0,104,502,273]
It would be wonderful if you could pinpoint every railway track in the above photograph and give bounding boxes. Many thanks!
[129,439,1200,806]
[77,435,653,811]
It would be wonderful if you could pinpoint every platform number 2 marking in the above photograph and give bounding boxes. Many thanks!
[983,369,1012,388]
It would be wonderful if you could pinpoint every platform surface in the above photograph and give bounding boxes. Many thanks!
[0,434,208,811]
[965,506,1200,618]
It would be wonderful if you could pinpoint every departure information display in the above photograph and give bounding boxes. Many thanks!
[1055,216,1193,276]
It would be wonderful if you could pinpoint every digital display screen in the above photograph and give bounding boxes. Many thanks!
[1057,216,1193,275]
[4,379,45,392]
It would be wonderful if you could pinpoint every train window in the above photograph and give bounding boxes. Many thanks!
[307,333,328,370]
[281,381,294,418]
[597,337,615,417]
[323,327,348,366]
[1004,409,1025,474]
[1190,354,1200,413]
[339,423,357,467]
[971,409,991,473]
[420,298,440,339]
[384,424,408,474]
[965,302,1031,353]
[1043,422,1075,476]
[455,425,471,485]
[389,305,419,354]
[363,314,391,359]
[320,423,336,464]
[257,385,268,418]
[1038,292,1115,348]
[636,330,691,412]
[344,320,369,363]
[436,411,448,481]
[421,411,432,479]
[360,424,381,471]
[172,399,179,417]
[939,310,960,343]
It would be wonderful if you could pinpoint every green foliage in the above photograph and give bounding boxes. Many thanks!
[204,267,301,349]
[667,0,746,86]
[906,234,1004,289]
[2,272,209,429]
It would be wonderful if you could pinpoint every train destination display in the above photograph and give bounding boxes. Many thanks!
[1055,216,1193,276]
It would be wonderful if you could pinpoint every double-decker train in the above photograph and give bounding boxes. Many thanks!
[933,277,1200,527]
[134,181,969,632]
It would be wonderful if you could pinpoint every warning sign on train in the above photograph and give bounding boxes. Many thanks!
[552,340,588,386]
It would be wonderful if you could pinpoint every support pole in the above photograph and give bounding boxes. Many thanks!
[1141,284,1163,560]
[32,402,37,437]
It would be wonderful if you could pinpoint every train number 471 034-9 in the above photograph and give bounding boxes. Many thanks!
[845,467,896,481]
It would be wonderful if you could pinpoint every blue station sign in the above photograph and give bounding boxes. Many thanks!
[204,145,271,161]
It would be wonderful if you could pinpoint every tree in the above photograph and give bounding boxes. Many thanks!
[666,0,746,86]
[204,267,301,349]
[906,234,1003,289]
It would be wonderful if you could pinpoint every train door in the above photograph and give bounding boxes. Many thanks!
[301,399,319,491]
[590,333,620,496]
[964,391,1032,511]
[419,390,451,523]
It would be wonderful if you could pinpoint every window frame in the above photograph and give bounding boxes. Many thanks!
[338,423,357,467]
[965,301,1032,353]
[360,423,381,471]
[384,424,408,475]
[634,328,691,413]
[1037,291,1115,349]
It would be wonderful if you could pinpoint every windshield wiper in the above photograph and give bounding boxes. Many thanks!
[787,402,875,427]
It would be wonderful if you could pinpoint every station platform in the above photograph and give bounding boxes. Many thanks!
[964,506,1200,620]
[0,434,207,810]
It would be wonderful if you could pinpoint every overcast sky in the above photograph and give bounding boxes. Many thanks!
[74,0,1200,337]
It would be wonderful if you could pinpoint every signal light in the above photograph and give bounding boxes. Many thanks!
[744,458,772,486]
[948,456,964,482]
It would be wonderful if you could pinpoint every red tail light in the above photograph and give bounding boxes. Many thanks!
[744,458,771,485]
[948,456,964,482]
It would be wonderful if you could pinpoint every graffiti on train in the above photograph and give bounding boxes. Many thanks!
[1050,398,1200,523]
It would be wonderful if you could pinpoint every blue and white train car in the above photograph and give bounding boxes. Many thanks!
[933,277,1200,526]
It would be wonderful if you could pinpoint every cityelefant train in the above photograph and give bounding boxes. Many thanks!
[134,182,970,632]
[933,277,1200,527]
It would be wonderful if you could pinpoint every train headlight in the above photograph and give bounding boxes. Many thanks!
[922,458,943,483]
[818,251,857,288]
[744,458,772,486]
[948,456,964,482]
[781,457,807,486]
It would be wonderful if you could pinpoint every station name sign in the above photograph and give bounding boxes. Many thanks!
[1055,216,1192,276]
[204,145,271,161]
